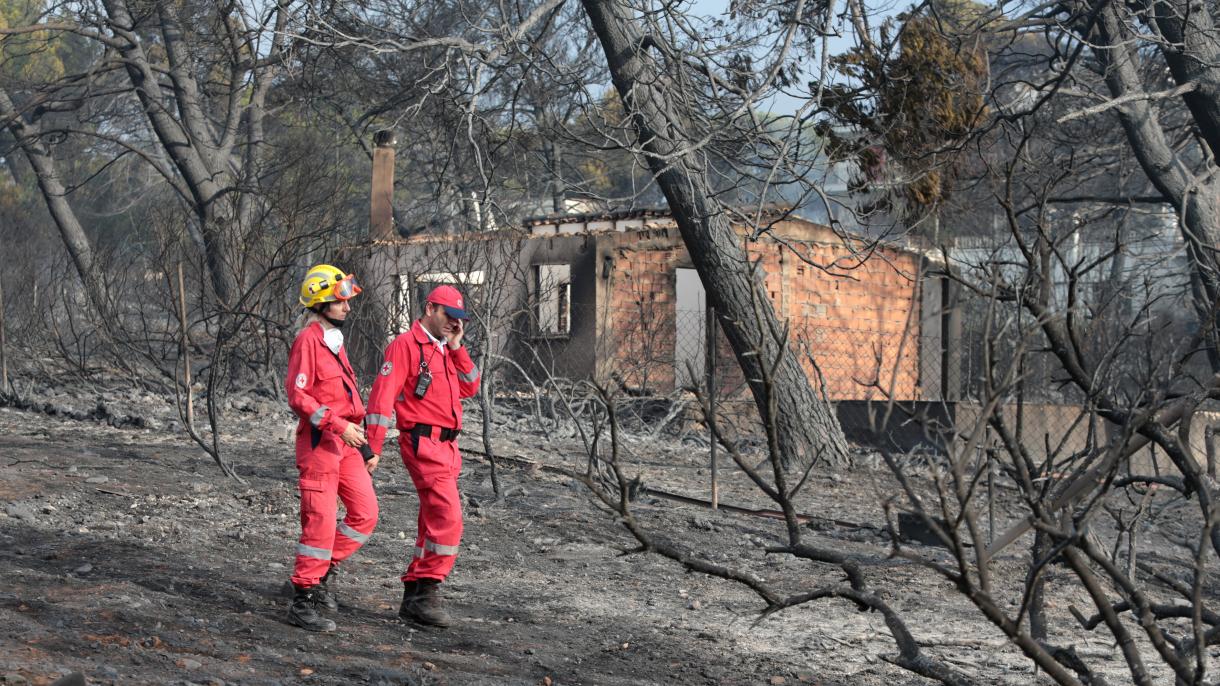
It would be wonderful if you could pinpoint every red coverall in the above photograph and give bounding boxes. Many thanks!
[285,321,379,588]
[366,320,480,582]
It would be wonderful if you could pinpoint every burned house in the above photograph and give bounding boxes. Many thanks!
[341,138,1215,464]
[345,209,960,419]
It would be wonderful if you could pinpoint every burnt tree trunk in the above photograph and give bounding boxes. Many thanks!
[580,0,849,471]
[99,0,288,309]
[0,88,108,313]
[1080,0,1220,369]
[1028,529,1052,642]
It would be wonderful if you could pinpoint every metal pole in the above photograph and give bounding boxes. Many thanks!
[987,447,996,545]
[707,304,718,511]
[1207,426,1217,479]
[0,276,8,393]
[983,426,996,544]
[177,263,194,429]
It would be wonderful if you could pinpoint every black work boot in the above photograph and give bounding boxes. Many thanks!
[399,579,452,628]
[287,586,337,632]
[314,566,339,612]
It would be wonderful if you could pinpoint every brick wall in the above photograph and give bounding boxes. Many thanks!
[600,220,925,401]
[760,223,924,401]
[600,229,685,394]
[350,217,929,403]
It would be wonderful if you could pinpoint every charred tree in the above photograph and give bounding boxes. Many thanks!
[0,87,107,313]
[580,0,849,471]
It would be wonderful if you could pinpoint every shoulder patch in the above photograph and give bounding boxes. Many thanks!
[295,373,307,389]
[380,361,393,376]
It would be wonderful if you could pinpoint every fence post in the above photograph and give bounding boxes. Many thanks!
[1206,425,1217,479]
[177,263,194,429]
[0,276,8,393]
[707,304,718,511]
[987,442,996,544]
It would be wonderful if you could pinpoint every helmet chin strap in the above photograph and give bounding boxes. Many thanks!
[312,304,346,329]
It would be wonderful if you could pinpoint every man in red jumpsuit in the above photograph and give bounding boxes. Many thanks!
[284,264,380,632]
[366,284,480,628]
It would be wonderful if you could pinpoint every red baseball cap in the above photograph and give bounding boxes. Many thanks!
[426,284,469,319]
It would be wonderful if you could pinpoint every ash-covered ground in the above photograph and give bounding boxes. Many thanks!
[0,386,1208,685]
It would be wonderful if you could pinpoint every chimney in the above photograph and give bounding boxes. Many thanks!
[370,130,397,240]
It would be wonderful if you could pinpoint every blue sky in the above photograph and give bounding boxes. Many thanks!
[684,0,908,115]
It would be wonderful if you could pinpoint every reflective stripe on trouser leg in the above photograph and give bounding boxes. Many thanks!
[338,521,370,544]
[291,466,340,588]
[298,544,332,560]
[331,446,379,565]
[414,539,461,557]
[401,438,463,582]
[404,486,462,580]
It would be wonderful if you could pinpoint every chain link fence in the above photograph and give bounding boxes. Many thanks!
[338,234,1220,477]
[485,296,1220,474]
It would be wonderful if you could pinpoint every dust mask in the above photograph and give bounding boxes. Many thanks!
[323,327,344,355]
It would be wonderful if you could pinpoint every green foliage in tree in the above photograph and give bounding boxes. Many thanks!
[822,0,988,223]
[0,1,66,83]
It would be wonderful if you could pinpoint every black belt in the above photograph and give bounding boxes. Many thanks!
[410,423,460,442]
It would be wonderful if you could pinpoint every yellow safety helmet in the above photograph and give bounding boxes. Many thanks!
[299,264,362,308]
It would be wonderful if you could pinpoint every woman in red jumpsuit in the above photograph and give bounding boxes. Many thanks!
[284,264,379,632]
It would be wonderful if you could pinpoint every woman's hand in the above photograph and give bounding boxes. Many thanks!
[341,422,367,447]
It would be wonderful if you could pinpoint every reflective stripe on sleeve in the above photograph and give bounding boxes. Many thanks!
[458,366,479,383]
[337,521,371,544]
[366,413,394,428]
[296,543,332,560]
[309,405,328,427]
